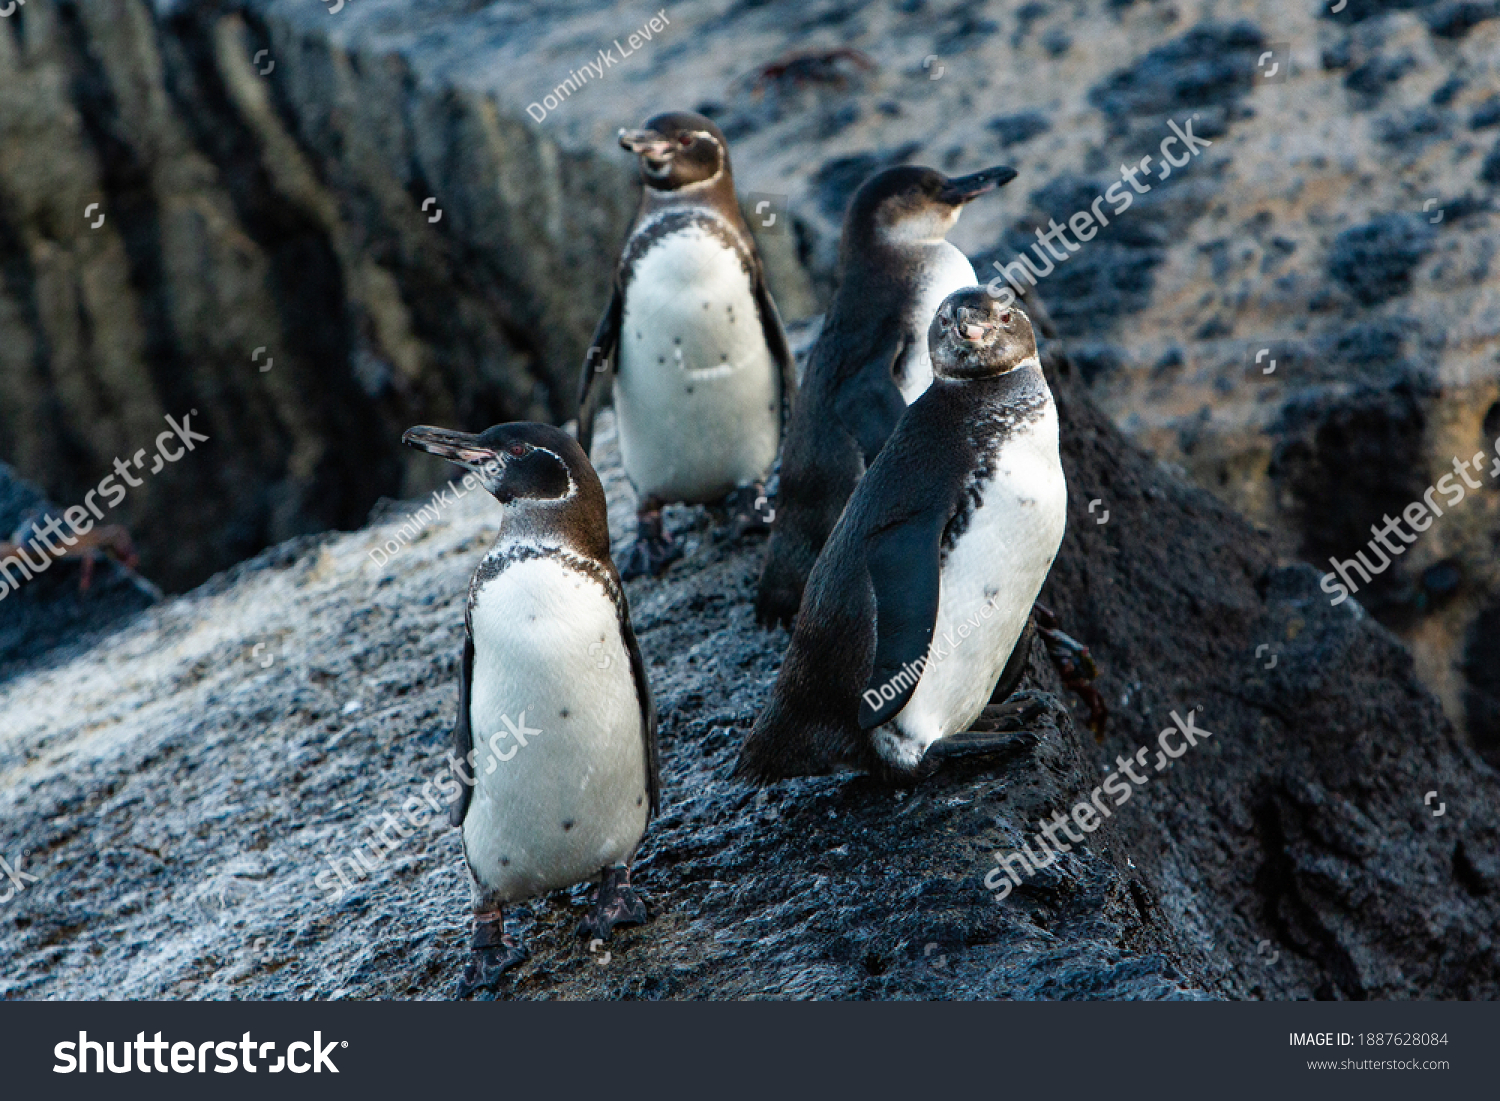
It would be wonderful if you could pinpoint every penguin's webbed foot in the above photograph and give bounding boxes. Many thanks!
[618,534,682,580]
[578,865,647,941]
[457,914,527,998]
[924,702,1049,768]
[968,691,1051,733]
[721,483,774,540]
[619,508,682,580]
[1034,602,1109,737]
[907,693,1057,779]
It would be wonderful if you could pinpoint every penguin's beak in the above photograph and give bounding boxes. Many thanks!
[954,307,997,344]
[402,426,502,472]
[619,128,673,160]
[938,165,1018,205]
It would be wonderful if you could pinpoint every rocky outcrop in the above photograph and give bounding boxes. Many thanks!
[2,328,1496,999]
[0,0,640,591]
[4,0,1497,757]
[1,0,1498,999]
[0,0,1493,744]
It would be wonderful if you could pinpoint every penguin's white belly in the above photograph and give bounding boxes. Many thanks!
[463,555,648,903]
[883,401,1066,767]
[615,228,780,503]
[895,243,977,402]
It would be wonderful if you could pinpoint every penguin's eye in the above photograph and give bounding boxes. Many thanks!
[508,444,527,457]
[939,314,950,328]
[998,312,1011,324]
[678,133,693,146]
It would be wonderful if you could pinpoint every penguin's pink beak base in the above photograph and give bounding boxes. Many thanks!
[402,426,501,471]
[618,128,673,160]
[953,306,1000,344]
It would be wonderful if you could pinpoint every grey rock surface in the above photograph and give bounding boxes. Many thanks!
[4,0,1499,757]
[4,0,1498,759]
[2,329,1496,999]
[1,0,1497,1000]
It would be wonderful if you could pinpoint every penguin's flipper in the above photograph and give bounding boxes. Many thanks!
[619,589,661,816]
[577,281,623,457]
[449,634,475,828]
[857,504,946,730]
[752,259,798,424]
[832,333,909,466]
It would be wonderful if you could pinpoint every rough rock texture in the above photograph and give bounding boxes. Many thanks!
[3,334,1497,999]
[0,0,1493,744]
[2,0,1499,1000]
[4,0,1498,752]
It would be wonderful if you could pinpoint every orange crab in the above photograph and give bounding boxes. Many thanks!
[1,522,140,595]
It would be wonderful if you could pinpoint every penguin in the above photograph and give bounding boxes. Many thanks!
[577,110,797,579]
[735,290,1065,783]
[402,421,660,996]
[755,163,1017,629]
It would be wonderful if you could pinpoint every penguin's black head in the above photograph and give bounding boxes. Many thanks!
[929,288,1038,380]
[619,111,731,191]
[845,164,1017,249]
[402,422,587,506]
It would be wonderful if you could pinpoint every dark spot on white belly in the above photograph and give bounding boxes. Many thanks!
[562,820,575,831]
[500,857,510,867]
[559,708,570,719]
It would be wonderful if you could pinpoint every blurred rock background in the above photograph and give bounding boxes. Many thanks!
[3,1,1497,757]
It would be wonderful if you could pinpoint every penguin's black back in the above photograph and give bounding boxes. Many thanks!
[739,364,1051,781]
[754,239,927,628]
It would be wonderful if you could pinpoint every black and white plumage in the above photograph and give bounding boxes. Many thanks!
[401,422,659,996]
[736,291,1065,783]
[577,110,796,577]
[755,164,1017,629]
